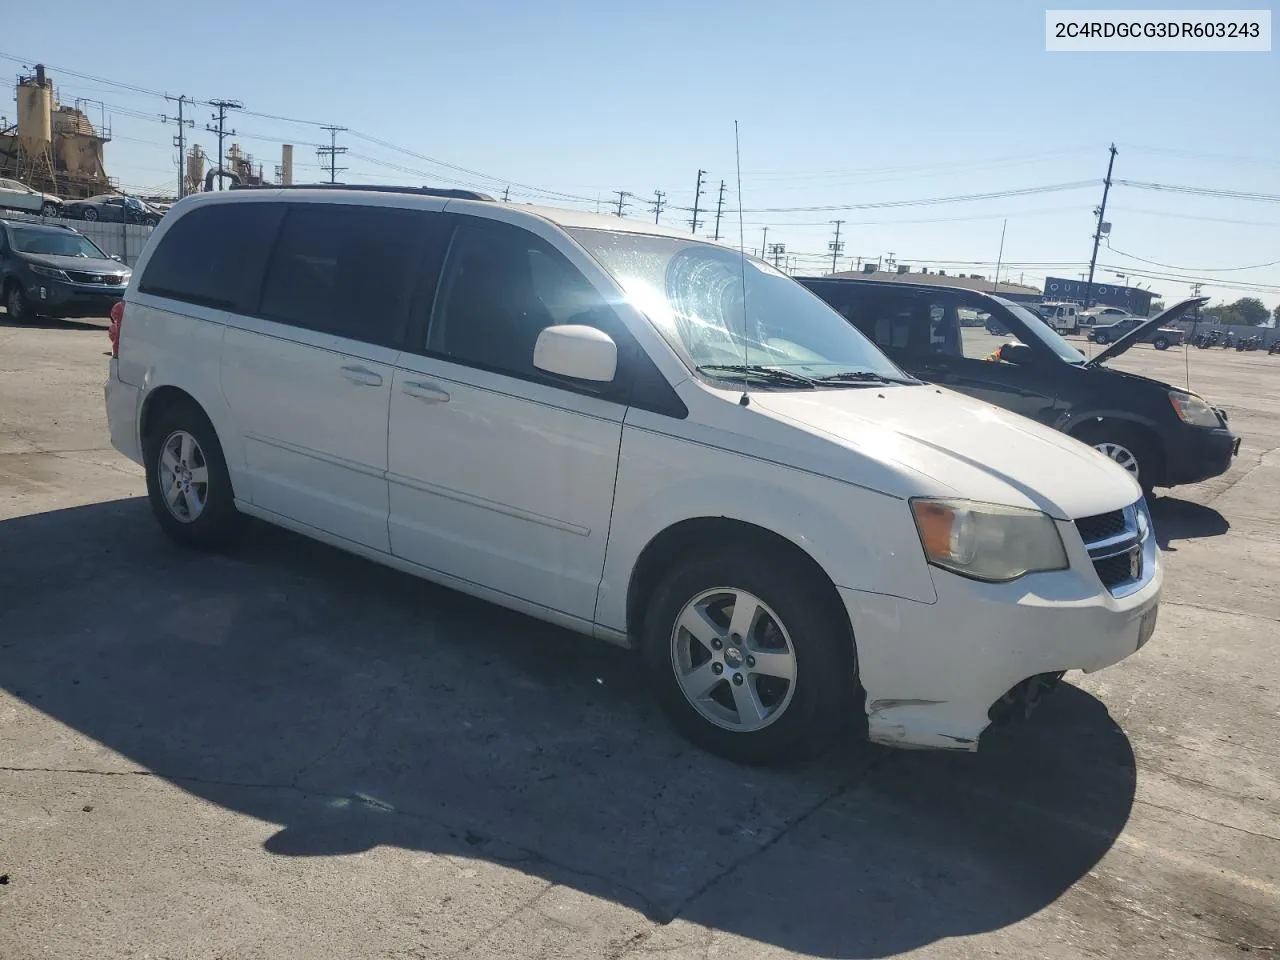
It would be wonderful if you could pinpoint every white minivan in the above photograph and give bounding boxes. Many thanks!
[105,186,1160,763]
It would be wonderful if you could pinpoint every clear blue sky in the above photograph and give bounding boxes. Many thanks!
[4,0,1277,308]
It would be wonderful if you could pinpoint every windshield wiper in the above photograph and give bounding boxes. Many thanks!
[813,371,915,386]
[695,364,818,388]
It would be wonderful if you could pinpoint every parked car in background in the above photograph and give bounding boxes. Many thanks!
[1088,316,1184,349]
[800,276,1238,495]
[61,194,161,226]
[0,178,62,218]
[1080,305,1133,326]
[105,186,1161,763]
[0,218,130,322]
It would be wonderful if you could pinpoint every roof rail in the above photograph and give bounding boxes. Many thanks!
[228,183,495,201]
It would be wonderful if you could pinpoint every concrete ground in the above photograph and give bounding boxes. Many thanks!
[1,314,1277,959]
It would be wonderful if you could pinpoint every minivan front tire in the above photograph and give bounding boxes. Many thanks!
[144,403,242,548]
[641,547,856,764]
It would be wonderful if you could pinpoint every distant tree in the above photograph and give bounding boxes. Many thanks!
[1233,297,1270,326]
[1273,303,1280,326]
[1204,297,1270,326]
[1148,299,1166,313]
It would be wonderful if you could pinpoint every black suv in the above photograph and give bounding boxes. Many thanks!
[0,219,131,322]
[800,277,1239,494]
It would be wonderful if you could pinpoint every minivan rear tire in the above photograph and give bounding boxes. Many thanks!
[640,547,856,765]
[143,403,243,548]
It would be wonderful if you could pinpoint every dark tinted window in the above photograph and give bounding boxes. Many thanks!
[139,202,281,312]
[259,204,428,346]
[428,219,619,378]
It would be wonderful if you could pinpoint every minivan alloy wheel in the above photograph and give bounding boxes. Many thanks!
[1094,441,1140,479]
[670,587,798,733]
[5,284,27,322]
[157,430,210,522]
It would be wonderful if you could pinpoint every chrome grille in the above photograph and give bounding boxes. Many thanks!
[66,270,124,286]
[1075,501,1152,597]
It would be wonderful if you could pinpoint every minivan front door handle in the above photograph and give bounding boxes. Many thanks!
[402,380,451,403]
[340,365,384,387]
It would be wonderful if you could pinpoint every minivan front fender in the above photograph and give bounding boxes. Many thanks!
[594,419,938,639]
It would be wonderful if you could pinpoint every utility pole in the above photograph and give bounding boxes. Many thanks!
[317,125,348,184]
[768,242,785,268]
[206,100,243,190]
[828,220,845,275]
[992,218,1007,295]
[1084,143,1117,310]
[690,169,706,234]
[501,186,510,202]
[613,190,630,217]
[162,95,194,198]
[651,190,666,223]
[760,226,769,262]
[712,179,726,240]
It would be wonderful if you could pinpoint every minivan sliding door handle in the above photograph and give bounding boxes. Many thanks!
[340,365,384,387]
[402,380,451,403]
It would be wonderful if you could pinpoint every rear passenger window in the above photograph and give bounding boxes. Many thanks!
[258,204,426,347]
[138,203,282,312]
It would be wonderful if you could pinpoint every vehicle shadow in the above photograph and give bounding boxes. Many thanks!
[1150,496,1230,551]
[0,311,107,331]
[0,498,1137,959]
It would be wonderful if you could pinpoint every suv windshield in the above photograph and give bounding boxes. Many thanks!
[9,227,108,259]
[568,228,911,386]
[994,297,1086,364]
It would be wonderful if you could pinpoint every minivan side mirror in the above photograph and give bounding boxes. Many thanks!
[533,325,617,383]
[999,342,1035,366]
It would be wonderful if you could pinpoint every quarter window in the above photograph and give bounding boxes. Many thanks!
[138,202,282,313]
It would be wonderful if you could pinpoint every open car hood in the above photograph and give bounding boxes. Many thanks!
[1088,296,1207,365]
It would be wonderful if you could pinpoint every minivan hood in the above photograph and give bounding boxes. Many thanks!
[1088,296,1206,365]
[750,385,1141,520]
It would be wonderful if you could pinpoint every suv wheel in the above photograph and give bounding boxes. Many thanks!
[1152,336,1170,350]
[4,282,31,323]
[1081,425,1157,497]
[144,403,243,548]
[641,547,856,764]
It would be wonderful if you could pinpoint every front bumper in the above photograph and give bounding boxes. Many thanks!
[25,277,124,318]
[1162,424,1238,486]
[841,519,1162,751]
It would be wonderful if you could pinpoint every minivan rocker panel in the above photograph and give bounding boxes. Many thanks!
[106,189,1159,764]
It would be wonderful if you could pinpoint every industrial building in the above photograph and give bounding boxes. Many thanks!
[0,64,112,199]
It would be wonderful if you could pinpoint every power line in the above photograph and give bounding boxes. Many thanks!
[1104,241,1280,273]
[672,181,1098,215]
[1116,180,1280,203]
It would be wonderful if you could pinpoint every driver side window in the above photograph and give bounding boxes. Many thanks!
[427,219,621,381]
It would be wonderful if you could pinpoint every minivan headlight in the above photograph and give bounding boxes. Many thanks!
[910,499,1068,582]
[28,263,70,281]
[1169,390,1222,428]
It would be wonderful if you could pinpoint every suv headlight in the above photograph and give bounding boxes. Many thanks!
[911,499,1068,583]
[1169,390,1221,428]
[29,264,70,281]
